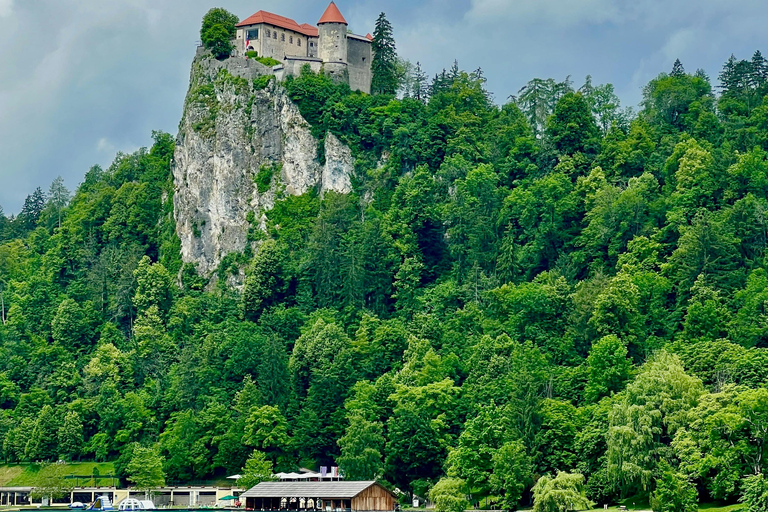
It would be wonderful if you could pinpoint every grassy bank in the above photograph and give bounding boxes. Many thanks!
[0,463,116,487]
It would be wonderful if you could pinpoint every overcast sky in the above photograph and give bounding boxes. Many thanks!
[1,0,767,213]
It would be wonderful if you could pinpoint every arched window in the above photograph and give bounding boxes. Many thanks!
[290,36,293,44]
[281,33,285,41]
[266,29,270,38]
[297,39,301,47]
[273,32,277,39]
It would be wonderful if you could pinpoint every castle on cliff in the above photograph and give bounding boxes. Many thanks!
[235,2,373,94]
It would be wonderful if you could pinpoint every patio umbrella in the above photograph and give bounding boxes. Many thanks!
[219,496,238,501]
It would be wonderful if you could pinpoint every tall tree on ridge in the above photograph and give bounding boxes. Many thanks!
[48,176,70,229]
[371,12,398,95]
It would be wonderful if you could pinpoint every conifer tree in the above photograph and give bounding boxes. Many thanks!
[411,62,429,103]
[751,50,768,87]
[19,187,46,231]
[48,176,70,229]
[671,58,686,77]
[371,13,398,95]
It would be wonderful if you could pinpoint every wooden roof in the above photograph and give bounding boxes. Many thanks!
[241,481,390,499]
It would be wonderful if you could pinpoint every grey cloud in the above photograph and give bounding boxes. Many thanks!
[1,0,768,213]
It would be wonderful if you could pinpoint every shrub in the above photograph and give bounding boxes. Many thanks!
[202,24,233,60]
[533,472,591,512]
[254,75,275,91]
[740,474,768,512]
[256,56,281,67]
[650,464,697,512]
[255,163,279,193]
[429,478,469,512]
[246,50,259,59]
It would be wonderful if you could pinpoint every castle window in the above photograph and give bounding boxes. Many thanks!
[246,29,259,40]
[281,33,285,41]
[310,42,314,47]
[290,36,293,44]
[273,32,277,39]
[266,29,270,38]
[297,39,301,47]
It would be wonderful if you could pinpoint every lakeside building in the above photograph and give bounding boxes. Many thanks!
[233,2,373,93]
[240,481,395,512]
[0,485,244,508]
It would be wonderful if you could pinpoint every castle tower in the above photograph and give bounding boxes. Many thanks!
[317,2,348,76]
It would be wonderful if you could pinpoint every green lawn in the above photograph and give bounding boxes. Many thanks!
[576,503,742,512]
[0,462,116,487]
[697,503,744,512]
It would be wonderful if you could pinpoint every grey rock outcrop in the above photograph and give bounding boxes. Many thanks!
[172,51,354,277]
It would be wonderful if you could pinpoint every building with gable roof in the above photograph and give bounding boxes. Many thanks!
[234,2,373,93]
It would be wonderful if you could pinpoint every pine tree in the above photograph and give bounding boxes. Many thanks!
[19,187,46,231]
[411,62,429,102]
[48,176,70,229]
[671,58,686,77]
[718,54,739,93]
[449,60,460,83]
[431,69,449,96]
[751,50,768,88]
[371,13,398,95]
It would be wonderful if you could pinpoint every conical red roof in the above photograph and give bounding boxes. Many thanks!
[318,2,347,24]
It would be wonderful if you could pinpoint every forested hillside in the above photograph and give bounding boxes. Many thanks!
[3,43,768,510]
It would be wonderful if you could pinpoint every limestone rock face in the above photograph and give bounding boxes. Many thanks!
[172,51,354,277]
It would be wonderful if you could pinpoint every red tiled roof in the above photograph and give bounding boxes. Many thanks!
[300,23,319,37]
[365,33,373,41]
[237,10,318,37]
[318,2,347,25]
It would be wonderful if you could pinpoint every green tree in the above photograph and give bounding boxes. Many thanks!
[547,92,600,155]
[239,450,274,490]
[133,256,173,315]
[30,463,74,503]
[585,335,632,402]
[532,472,591,512]
[200,8,238,59]
[126,445,165,498]
[607,351,704,494]
[57,411,83,461]
[242,239,288,321]
[650,463,697,512]
[490,440,533,511]
[429,477,470,512]
[337,414,385,480]
[371,13,398,95]
[26,405,61,461]
[741,473,768,512]
[48,176,70,229]
[243,405,290,462]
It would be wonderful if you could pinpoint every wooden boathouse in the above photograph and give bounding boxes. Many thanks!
[240,481,395,512]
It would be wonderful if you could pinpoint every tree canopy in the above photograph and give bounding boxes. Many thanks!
[2,49,768,511]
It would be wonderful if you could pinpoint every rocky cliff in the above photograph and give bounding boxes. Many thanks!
[172,50,354,277]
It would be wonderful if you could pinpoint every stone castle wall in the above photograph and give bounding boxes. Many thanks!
[347,37,372,94]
